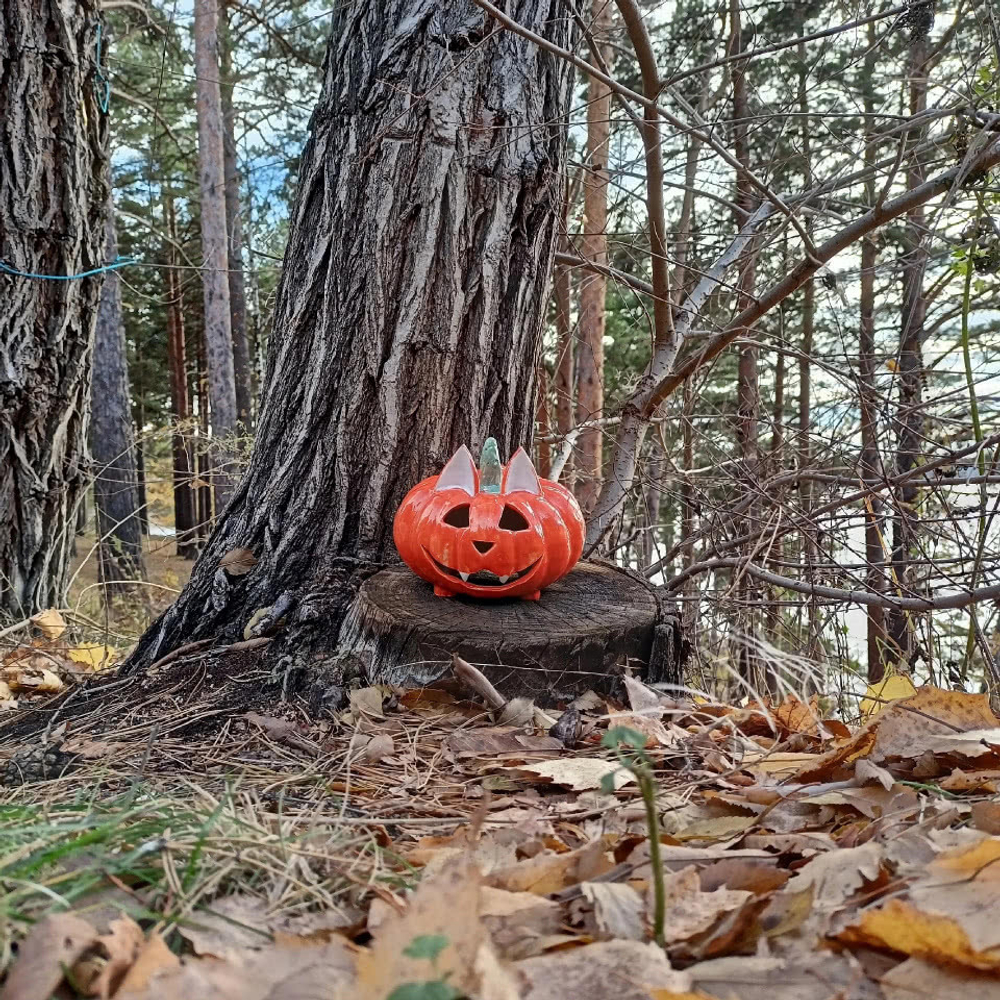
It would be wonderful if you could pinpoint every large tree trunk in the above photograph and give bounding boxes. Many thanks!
[0,1,108,619]
[220,0,253,431]
[575,0,612,514]
[194,0,239,511]
[126,1,574,671]
[90,206,146,595]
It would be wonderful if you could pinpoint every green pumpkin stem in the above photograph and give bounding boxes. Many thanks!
[479,437,502,494]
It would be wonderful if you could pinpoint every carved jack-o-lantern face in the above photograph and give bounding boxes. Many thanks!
[393,439,585,600]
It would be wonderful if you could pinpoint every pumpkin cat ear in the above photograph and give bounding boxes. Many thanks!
[435,445,477,495]
[503,448,541,495]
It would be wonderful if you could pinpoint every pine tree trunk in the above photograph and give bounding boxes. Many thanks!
[0,1,108,618]
[194,0,239,511]
[220,0,253,431]
[91,207,146,594]
[126,0,574,671]
[134,442,149,536]
[194,341,213,541]
[536,364,551,478]
[553,175,574,483]
[887,24,930,667]
[730,0,762,684]
[795,31,820,662]
[165,197,198,559]
[575,0,612,513]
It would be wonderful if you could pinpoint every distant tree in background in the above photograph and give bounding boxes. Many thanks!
[91,202,146,594]
[193,0,239,513]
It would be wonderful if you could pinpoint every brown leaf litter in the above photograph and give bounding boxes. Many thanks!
[5,681,1000,997]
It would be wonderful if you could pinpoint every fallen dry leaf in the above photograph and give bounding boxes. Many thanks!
[447,728,562,757]
[0,913,97,1000]
[516,940,693,1000]
[66,642,117,670]
[77,915,145,999]
[219,547,256,576]
[114,934,181,994]
[688,952,873,1000]
[115,939,355,1000]
[349,686,385,719]
[508,757,636,791]
[487,840,613,896]
[860,673,917,716]
[970,800,1000,834]
[657,866,752,945]
[879,956,1000,1000]
[480,886,562,958]
[2,662,65,694]
[29,608,67,641]
[353,732,395,763]
[839,896,999,971]
[177,895,273,960]
[580,881,647,941]
[355,855,518,999]
[872,687,1000,761]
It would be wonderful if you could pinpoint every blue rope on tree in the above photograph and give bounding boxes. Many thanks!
[95,22,111,113]
[0,255,138,281]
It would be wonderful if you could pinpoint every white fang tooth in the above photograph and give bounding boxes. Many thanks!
[498,575,509,584]
[459,571,470,582]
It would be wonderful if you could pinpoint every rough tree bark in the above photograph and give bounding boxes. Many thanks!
[125,1,575,672]
[575,0,612,513]
[220,0,253,430]
[194,0,239,511]
[90,206,146,593]
[886,14,930,667]
[164,195,198,559]
[729,0,763,684]
[0,1,108,618]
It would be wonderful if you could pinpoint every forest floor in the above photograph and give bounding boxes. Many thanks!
[3,656,1000,997]
[3,469,1000,997]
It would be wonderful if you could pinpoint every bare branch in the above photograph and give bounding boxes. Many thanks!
[585,133,1000,549]
[663,556,1000,613]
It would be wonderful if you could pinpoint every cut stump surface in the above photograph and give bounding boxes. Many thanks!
[338,560,683,703]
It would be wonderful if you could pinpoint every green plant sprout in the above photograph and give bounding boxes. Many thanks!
[600,726,666,948]
[386,934,461,1000]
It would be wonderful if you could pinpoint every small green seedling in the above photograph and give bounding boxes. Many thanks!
[387,934,462,1000]
[601,725,666,948]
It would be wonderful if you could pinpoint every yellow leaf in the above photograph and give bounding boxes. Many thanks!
[886,358,899,372]
[839,896,1000,971]
[31,608,67,641]
[672,815,756,842]
[67,643,116,671]
[860,673,917,717]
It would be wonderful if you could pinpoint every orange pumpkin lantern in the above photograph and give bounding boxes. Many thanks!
[393,438,584,600]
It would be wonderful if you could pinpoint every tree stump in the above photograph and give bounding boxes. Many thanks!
[336,560,686,704]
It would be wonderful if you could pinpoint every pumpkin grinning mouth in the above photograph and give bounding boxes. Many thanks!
[425,550,539,586]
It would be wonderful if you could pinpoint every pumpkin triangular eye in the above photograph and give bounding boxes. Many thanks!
[435,445,477,495]
[502,448,541,495]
